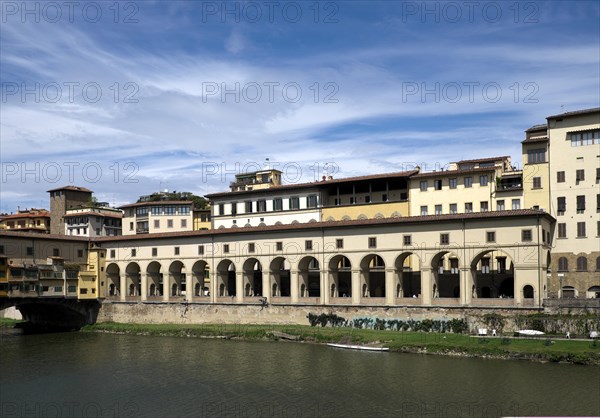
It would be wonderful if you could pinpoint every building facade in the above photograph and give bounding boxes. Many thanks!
[64,207,123,237]
[120,201,194,235]
[0,209,51,233]
[48,186,93,235]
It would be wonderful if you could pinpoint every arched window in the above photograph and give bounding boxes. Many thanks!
[558,257,569,271]
[523,285,534,299]
[576,256,588,272]
[596,256,600,272]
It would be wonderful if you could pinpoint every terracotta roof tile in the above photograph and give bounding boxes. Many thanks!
[47,185,93,193]
[546,107,600,120]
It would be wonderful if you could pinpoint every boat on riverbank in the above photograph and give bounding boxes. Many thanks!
[516,330,545,336]
[327,343,389,352]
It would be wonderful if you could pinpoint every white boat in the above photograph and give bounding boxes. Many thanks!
[327,343,389,352]
[516,330,545,336]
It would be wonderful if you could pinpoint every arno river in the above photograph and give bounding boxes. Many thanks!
[1,330,598,417]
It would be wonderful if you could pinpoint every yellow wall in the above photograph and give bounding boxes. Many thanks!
[0,256,8,297]
[522,142,550,211]
[322,201,409,221]
[78,247,106,299]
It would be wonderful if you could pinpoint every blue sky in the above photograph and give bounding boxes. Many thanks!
[1,0,599,211]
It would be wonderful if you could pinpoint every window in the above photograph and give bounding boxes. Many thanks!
[569,130,600,146]
[486,231,495,243]
[449,178,457,189]
[131,249,136,257]
[557,171,565,183]
[434,179,442,190]
[365,196,371,203]
[480,201,489,212]
[256,200,267,212]
[307,195,318,208]
[305,240,313,251]
[577,222,586,237]
[178,206,190,215]
[420,206,428,216]
[136,207,149,216]
[576,256,588,272]
[289,197,300,210]
[336,239,343,249]
[527,148,546,163]
[174,247,180,256]
[558,223,567,238]
[532,177,541,189]
[164,206,176,215]
[557,197,566,214]
[154,220,160,228]
[512,199,521,210]
[576,169,585,184]
[198,245,204,255]
[245,201,253,213]
[597,168,600,184]
[276,242,283,251]
[167,219,173,228]
[558,257,569,271]
[223,244,230,253]
[576,195,586,213]
[273,198,283,211]
[497,200,505,211]
[129,222,134,231]
[53,248,60,257]
[597,194,600,211]
[449,203,457,214]
[350,197,355,204]
[230,202,237,216]
[464,177,472,188]
[480,175,489,186]
[481,258,490,274]
[435,204,442,215]
[597,221,600,237]
[368,237,377,248]
[465,202,473,213]
[596,256,600,271]
[403,235,412,246]
[151,206,162,215]
[218,204,224,215]
[95,228,100,235]
[420,181,428,191]
[0,245,4,254]
[152,248,158,257]
[109,249,116,258]
[77,249,83,258]
[521,229,532,242]
[382,194,388,202]
[181,219,187,228]
[440,233,449,245]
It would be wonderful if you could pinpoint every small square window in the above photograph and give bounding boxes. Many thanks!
[181,219,187,228]
[198,245,204,255]
[223,244,230,254]
[480,175,489,186]
[368,237,377,248]
[465,202,473,213]
[77,249,83,258]
[440,233,449,245]
[305,240,313,251]
[248,243,255,253]
[532,177,541,189]
[449,178,457,189]
[522,230,532,242]
[577,222,586,238]
[558,223,566,238]
[449,203,457,214]
[434,179,442,190]
[435,204,442,215]
[152,248,158,257]
[110,249,116,258]
[403,235,412,246]
[486,231,495,243]
[557,171,565,183]
[420,206,428,216]
[174,247,180,256]
[154,220,160,228]
[131,249,137,257]
[420,181,428,191]
[336,239,343,249]
[464,177,472,188]
[276,242,283,251]
[167,219,173,228]
[480,201,489,212]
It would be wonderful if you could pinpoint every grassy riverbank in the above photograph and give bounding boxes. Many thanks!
[82,322,600,365]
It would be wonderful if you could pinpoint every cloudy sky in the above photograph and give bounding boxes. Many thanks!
[1,0,599,211]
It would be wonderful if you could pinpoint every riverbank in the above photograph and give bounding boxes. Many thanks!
[81,322,600,365]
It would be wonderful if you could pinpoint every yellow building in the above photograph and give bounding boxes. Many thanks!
[0,254,8,297]
[522,124,551,211]
[78,246,106,299]
[0,209,50,233]
[230,169,282,192]
[193,208,211,230]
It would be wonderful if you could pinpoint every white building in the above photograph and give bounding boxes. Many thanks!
[64,207,123,237]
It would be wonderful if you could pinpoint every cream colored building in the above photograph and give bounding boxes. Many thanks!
[120,201,194,235]
[537,108,600,298]
[409,157,523,216]
[0,209,51,233]
[97,210,553,308]
[64,206,123,237]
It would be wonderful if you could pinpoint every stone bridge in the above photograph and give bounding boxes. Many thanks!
[0,297,101,329]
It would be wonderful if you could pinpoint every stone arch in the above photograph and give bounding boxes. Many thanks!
[558,257,569,271]
[470,249,515,299]
[587,286,600,299]
[342,215,351,221]
[291,220,299,224]
[576,256,588,272]
[394,252,421,298]
[357,214,368,220]
[391,211,401,218]
[125,262,141,297]
[243,258,263,297]
[326,216,335,222]
[431,251,460,298]
[270,257,291,297]
[328,255,352,298]
[360,254,386,298]
[168,261,187,297]
[523,284,534,299]
[308,219,317,223]
[192,260,209,297]
[146,261,163,297]
[105,263,120,297]
[561,285,577,298]
[275,221,283,225]
[259,222,266,226]
[244,223,252,228]
[217,259,236,297]
[298,256,320,298]
[373,213,384,219]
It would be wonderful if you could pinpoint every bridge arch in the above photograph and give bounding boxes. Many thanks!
[243,258,262,297]
[191,260,209,298]
[395,252,421,298]
[105,263,120,297]
[328,255,351,298]
[216,259,236,297]
[298,256,320,298]
[125,262,141,298]
[270,257,290,297]
[360,254,385,298]
[168,261,186,298]
[146,261,163,297]
[431,251,460,299]
[470,249,515,299]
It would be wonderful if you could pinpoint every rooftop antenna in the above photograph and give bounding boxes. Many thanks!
[560,104,565,113]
